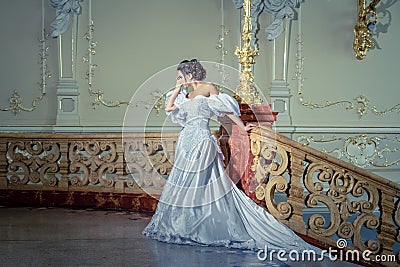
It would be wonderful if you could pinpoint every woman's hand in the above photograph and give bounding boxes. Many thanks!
[226,114,257,132]
[165,76,185,112]
[244,123,257,132]
[175,75,185,89]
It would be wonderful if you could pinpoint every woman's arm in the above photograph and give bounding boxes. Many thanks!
[165,77,184,112]
[165,87,180,112]
[226,114,255,132]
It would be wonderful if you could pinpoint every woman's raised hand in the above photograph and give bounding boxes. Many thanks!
[175,75,185,89]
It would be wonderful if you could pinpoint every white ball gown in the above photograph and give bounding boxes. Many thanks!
[142,89,322,255]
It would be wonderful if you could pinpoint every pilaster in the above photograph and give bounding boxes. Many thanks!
[54,11,80,126]
[270,80,292,126]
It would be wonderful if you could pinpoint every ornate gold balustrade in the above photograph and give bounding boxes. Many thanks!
[1,129,399,265]
[250,126,399,266]
[0,132,181,211]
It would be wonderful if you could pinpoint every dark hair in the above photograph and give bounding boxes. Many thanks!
[177,59,206,81]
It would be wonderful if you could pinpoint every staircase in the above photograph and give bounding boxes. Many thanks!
[247,126,399,266]
[0,129,399,266]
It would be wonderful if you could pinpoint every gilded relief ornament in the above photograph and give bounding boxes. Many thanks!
[133,89,166,116]
[83,18,129,108]
[353,0,380,60]
[297,134,400,168]
[215,25,230,86]
[294,35,400,118]
[1,30,51,115]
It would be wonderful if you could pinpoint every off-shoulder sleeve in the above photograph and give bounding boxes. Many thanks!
[165,88,188,126]
[207,93,241,117]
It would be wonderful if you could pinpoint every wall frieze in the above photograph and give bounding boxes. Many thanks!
[296,133,400,168]
[293,3,400,119]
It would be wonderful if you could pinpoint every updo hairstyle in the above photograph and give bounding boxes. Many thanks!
[177,59,206,81]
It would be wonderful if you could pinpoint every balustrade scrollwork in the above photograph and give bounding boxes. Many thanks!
[1,133,177,195]
[1,129,399,265]
[253,140,292,220]
[7,141,61,187]
[251,126,399,265]
[69,140,119,188]
[124,136,173,192]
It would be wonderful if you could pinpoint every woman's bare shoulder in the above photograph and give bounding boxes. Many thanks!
[200,82,219,95]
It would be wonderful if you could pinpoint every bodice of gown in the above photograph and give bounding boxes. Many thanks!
[180,96,213,130]
[165,88,241,128]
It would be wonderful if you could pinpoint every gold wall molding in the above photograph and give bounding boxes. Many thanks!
[215,25,231,87]
[0,89,46,116]
[296,134,400,168]
[293,3,400,119]
[0,1,51,116]
[133,89,166,116]
[83,0,129,109]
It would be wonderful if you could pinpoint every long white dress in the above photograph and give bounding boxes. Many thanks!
[142,89,319,253]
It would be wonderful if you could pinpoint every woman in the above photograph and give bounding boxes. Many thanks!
[142,59,319,253]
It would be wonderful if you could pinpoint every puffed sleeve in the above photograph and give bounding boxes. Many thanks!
[165,88,189,126]
[207,93,241,117]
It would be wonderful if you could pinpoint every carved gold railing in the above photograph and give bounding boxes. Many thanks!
[250,126,399,266]
[0,132,179,211]
[1,129,399,265]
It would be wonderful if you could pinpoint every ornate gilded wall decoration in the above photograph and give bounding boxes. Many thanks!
[133,89,166,116]
[83,1,129,109]
[0,23,51,115]
[353,0,381,60]
[297,134,400,168]
[215,25,230,87]
[294,8,400,118]
[353,0,398,59]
